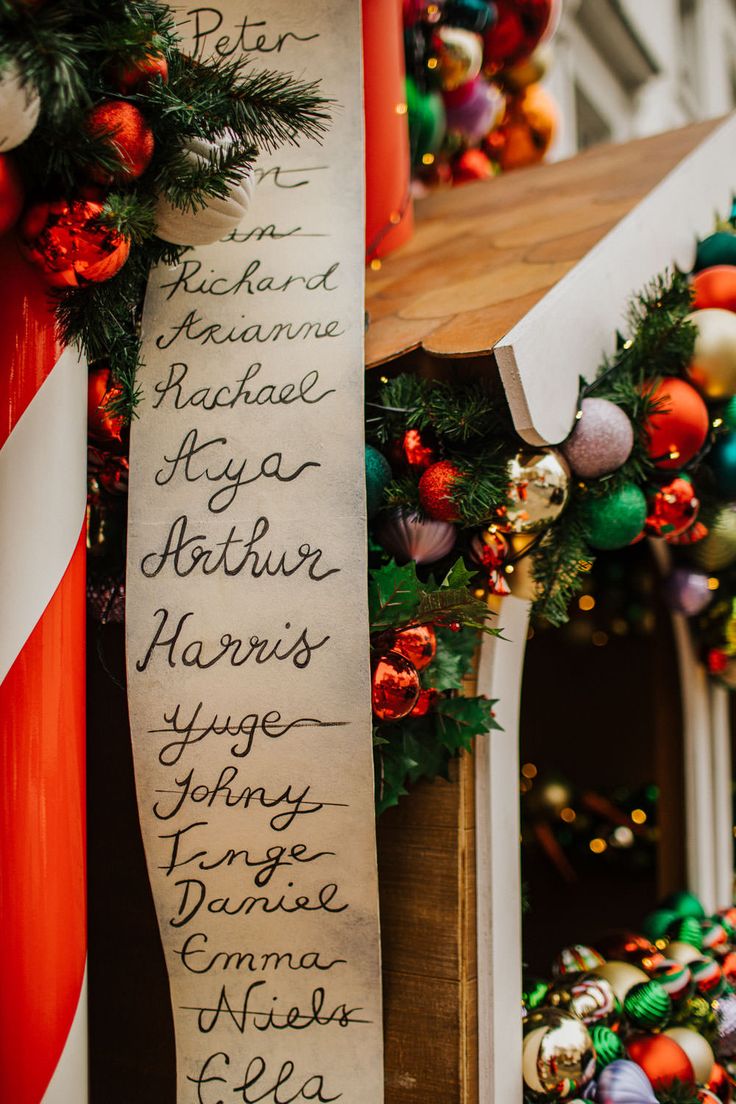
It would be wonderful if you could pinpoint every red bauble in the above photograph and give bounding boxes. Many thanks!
[453,148,494,185]
[88,365,124,444]
[483,0,554,71]
[692,266,736,313]
[418,460,463,522]
[708,1062,734,1103]
[390,624,437,671]
[669,520,708,545]
[87,100,154,183]
[644,477,700,538]
[114,51,169,94]
[0,153,23,235]
[20,199,131,287]
[643,376,710,469]
[371,652,420,721]
[708,649,730,675]
[594,931,663,972]
[403,428,435,471]
[471,529,509,569]
[628,1034,695,1091]
[98,455,129,496]
[410,687,439,717]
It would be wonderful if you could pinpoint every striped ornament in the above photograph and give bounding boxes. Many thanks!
[623,980,672,1031]
[0,235,87,1104]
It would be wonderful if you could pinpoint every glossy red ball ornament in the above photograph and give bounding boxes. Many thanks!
[453,147,495,185]
[692,266,736,313]
[643,377,710,469]
[390,624,437,670]
[707,1062,733,1103]
[645,477,700,538]
[483,0,553,71]
[410,687,439,717]
[708,649,730,675]
[114,51,169,94]
[20,199,131,287]
[722,952,736,986]
[0,152,23,235]
[403,428,435,471]
[627,1033,696,1091]
[88,365,124,445]
[595,931,664,973]
[86,100,154,183]
[371,652,420,721]
[418,460,463,522]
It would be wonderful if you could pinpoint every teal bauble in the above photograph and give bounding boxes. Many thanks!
[406,76,446,168]
[582,483,647,550]
[589,1024,625,1073]
[695,232,736,272]
[711,432,736,496]
[663,890,706,921]
[643,908,678,943]
[365,445,392,519]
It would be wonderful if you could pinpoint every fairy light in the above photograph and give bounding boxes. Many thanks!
[505,563,515,574]
[474,588,485,599]
[623,339,634,349]
[370,258,382,271]
[575,409,583,420]
[713,417,724,428]
[521,763,538,780]
[669,447,681,460]
[708,577,720,590]
[592,630,608,647]
[578,595,595,612]
[389,211,401,225]
[395,102,407,116]
[589,838,607,854]
[560,807,576,823]
[421,152,435,165]
[379,376,389,384]
[427,56,439,70]
[631,808,647,824]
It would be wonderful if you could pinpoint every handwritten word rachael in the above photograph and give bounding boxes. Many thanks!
[155,312,344,349]
[186,9,319,60]
[152,363,335,411]
[175,933,346,975]
[159,259,340,300]
[188,1052,342,1104]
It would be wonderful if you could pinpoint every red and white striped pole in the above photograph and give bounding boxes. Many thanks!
[0,234,88,1103]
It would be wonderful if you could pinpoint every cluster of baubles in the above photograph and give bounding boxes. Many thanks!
[523,891,736,1102]
[403,0,560,188]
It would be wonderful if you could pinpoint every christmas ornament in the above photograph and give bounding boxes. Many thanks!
[444,76,505,143]
[722,953,736,986]
[664,1028,715,1082]
[690,957,726,998]
[490,83,558,171]
[723,396,736,431]
[591,1025,625,1074]
[711,432,736,497]
[406,76,446,167]
[389,624,437,670]
[702,1090,725,1104]
[596,962,650,1004]
[692,266,736,313]
[643,376,709,468]
[596,1060,659,1104]
[686,309,736,399]
[702,920,729,954]
[0,59,40,151]
[376,509,457,564]
[503,448,570,532]
[371,652,420,721]
[155,135,256,245]
[623,980,671,1031]
[0,153,23,235]
[443,0,497,33]
[453,147,494,184]
[645,477,699,539]
[718,907,736,932]
[667,941,705,967]
[88,366,124,445]
[418,460,463,522]
[547,973,620,1028]
[691,507,736,570]
[667,914,705,951]
[523,976,551,1012]
[707,1062,733,1102]
[409,688,439,717]
[651,960,694,1003]
[470,529,510,592]
[113,50,169,94]
[522,1007,595,1099]
[663,569,713,617]
[670,519,708,545]
[715,994,736,1060]
[87,100,154,183]
[483,0,554,71]
[671,994,717,1037]
[365,445,392,518]
[643,909,679,943]
[401,428,435,471]
[437,26,484,91]
[20,199,131,287]
[627,1033,695,1090]
[695,233,736,273]
[501,44,553,92]
[595,932,662,972]
[552,945,606,978]
[582,484,647,550]
[562,398,634,479]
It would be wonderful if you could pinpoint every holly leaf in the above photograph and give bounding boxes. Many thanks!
[368,559,422,632]
[440,558,477,590]
[434,696,501,753]
[417,586,500,635]
[421,647,466,692]
[374,734,415,815]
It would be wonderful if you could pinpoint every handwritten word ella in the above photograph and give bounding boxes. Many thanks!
[194,980,363,1034]
[170,878,347,927]
[135,608,329,673]
[176,932,346,976]
[152,362,334,411]
[159,259,339,300]
[188,1053,341,1104]
[155,429,319,513]
[155,311,343,350]
[187,10,318,60]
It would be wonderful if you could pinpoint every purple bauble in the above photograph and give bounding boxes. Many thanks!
[376,509,456,565]
[562,398,634,479]
[715,992,736,1059]
[596,1060,658,1104]
[444,76,504,143]
[663,568,713,616]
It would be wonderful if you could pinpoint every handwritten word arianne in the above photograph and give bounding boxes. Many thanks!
[135,608,329,673]
[175,932,346,975]
[159,259,339,300]
[186,9,319,60]
[155,312,343,350]
[155,429,319,513]
[170,878,347,927]
[188,1052,341,1104]
[152,363,334,411]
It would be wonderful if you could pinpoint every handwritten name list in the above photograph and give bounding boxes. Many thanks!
[125,4,384,1101]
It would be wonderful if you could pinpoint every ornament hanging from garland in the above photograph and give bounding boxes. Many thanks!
[365,445,393,518]
[86,100,155,184]
[371,651,420,721]
[694,232,736,271]
[419,459,464,521]
[562,397,634,479]
[643,376,710,469]
[692,265,736,312]
[644,477,699,539]
[20,198,131,287]
[522,1007,596,1100]
[376,509,457,564]
[582,484,647,550]
[687,308,736,399]
[503,449,570,532]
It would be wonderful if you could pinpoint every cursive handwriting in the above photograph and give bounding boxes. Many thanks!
[152,362,334,412]
[155,311,344,350]
[170,878,348,927]
[176,932,346,975]
[160,259,339,300]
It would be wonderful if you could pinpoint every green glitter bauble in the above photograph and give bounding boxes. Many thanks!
[405,77,446,167]
[365,445,392,519]
[694,232,736,272]
[581,483,647,550]
[663,890,706,921]
[666,915,704,951]
[670,993,718,1041]
[589,1024,624,1074]
[623,979,672,1030]
[642,908,678,943]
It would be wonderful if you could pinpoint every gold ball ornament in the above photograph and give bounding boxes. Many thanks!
[502,449,570,533]
[501,43,553,92]
[596,961,650,1004]
[666,941,705,967]
[523,1008,596,1099]
[664,1027,715,1083]
[691,508,736,571]
[437,27,484,91]
[687,309,736,399]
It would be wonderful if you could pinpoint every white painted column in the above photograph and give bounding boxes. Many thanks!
[475,595,531,1104]
[710,681,733,908]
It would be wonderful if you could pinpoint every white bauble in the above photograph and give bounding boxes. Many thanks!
[155,136,256,246]
[0,59,40,152]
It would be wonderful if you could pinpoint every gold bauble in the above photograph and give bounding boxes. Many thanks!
[437,27,484,91]
[501,44,553,92]
[522,1008,595,1099]
[663,1026,715,1082]
[504,448,570,533]
[666,940,703,966]
[690,506,736,570]
[595,961,649,1004]
[686,308,736,399]
[547,972,620,1028]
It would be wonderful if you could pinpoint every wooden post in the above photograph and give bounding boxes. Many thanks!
[710,682,733,908]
